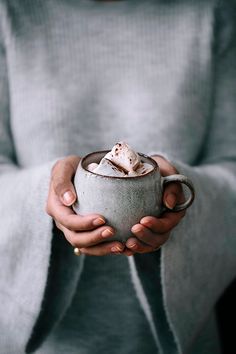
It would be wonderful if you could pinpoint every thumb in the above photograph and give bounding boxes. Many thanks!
[61,187,77,206]
[52,156,80,206]
[163,182,182,210]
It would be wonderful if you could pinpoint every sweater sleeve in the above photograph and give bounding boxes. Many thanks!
[0,18,58,354]
[160,6,236,353]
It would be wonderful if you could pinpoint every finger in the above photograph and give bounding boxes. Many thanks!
[61,224,116,248]
[151,155,177,176]
[125,237,154,254]
[54,206,106,231]
[47,188,106,231]
[80,241,125,256]
[131,224,169,248]
[52,156,80,206]
[54,220,64,233]
[123,248,135,257]
[140,211,185,234]
[163,182,184,210]
[151,156,185,210]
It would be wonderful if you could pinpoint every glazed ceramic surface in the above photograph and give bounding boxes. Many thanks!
[73,151,194,241]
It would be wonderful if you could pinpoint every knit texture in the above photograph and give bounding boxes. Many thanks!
[0,0,236,353]
[35,251,158,354]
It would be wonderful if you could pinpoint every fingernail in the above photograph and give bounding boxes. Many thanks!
[63,191,75,205]
[132,225,142,233]
[140,220,152,228]
[93,218,105,226]
[128,243,137,250]
[165,193,177,209]
[101,229,114,238]
[111,246,123,252]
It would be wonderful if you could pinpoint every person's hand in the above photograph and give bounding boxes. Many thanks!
[46,155,125,256]
[124,155,186,256]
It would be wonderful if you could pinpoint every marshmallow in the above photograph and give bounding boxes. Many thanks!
[92,158,126,177]
[104,142,141,173]
[87,162,99,172]
[134,162,154,176]
[86,142,154,177]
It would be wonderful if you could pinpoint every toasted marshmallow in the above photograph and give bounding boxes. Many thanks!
[92,158,126,177]
[104,142,141,173]
[134,162,154,176]
[86,142,154,178]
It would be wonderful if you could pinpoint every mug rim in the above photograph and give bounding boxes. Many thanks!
[81,150,159,179]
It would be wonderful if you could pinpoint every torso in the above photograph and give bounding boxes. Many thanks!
[36,254,157,353]
[3,0,214,167]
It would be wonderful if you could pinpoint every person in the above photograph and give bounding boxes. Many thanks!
[0,0,235,353]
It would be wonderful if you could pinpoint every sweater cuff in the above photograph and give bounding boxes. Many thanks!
[0,161,55,352]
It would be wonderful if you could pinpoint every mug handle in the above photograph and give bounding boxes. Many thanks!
[162,174,195,212]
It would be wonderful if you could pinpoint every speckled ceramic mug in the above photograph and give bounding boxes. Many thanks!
[73,151,195,242]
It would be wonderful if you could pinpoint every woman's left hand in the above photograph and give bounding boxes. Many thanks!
[124,155,186,256]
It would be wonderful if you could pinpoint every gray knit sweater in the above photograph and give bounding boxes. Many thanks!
[0,0,236,353]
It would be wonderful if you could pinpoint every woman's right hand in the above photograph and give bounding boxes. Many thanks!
[45,155,125,256]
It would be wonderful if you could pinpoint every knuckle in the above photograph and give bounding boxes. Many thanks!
[51,159,64,177]
[78,217,92,230]
[45,202,56,219]
[52,155,79,172]
[62,219,76,231]
[65,224,76,232]
[54,220,62,230]
[66,232,78,247]
[45,188,54,215]
[68,215,91,231]
[91,229,104,243]
[66,157,79,170]
[64,235,75,247]
[45,202,52,216]
[72,217,95,232]
[67,154,78,159]
[69,240,77,247]
[67,155,81,169]
[53,177,67,195]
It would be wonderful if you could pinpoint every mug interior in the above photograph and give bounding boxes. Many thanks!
[81,150,158,178]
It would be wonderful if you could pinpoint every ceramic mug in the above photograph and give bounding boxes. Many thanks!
[73,151,195,242]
